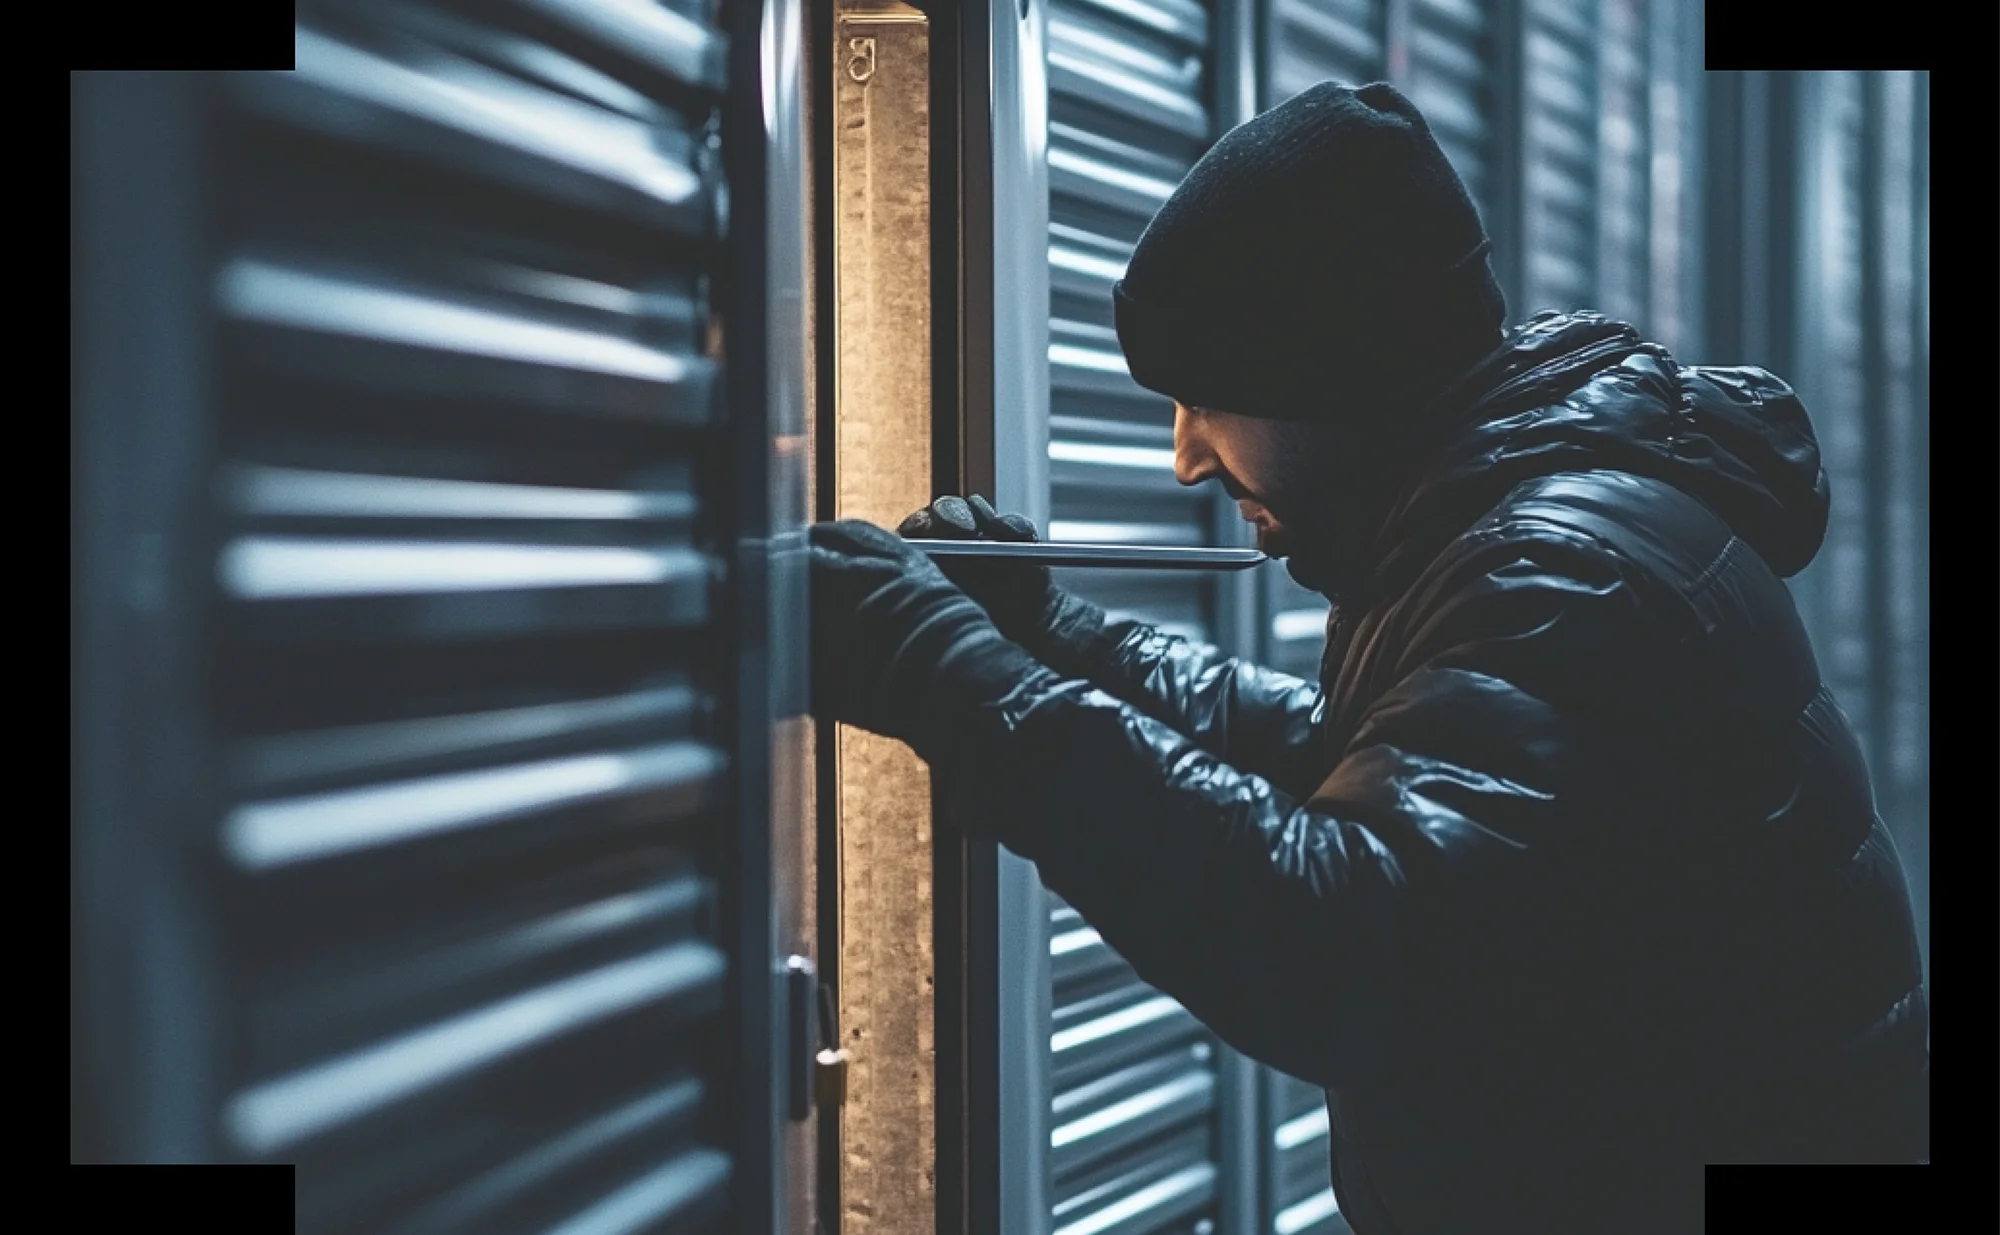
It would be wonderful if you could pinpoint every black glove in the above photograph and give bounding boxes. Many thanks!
[809,518,1044,757]
[896,495,1115,678]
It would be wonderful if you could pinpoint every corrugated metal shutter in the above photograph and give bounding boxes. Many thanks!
[1766,65,1931,1021]
[1643,0,1698,356]
[1045,0,1217,646]
[206,2,740,1229]
[1044,2,1228,1231]
[1049,899,1221,1235]
[1865,70,1928,978]
[1403,0,1501,240]
[1795,70,1871,768]
[1264,1075,1343,1235]
[1594,0,1650,325]
[1267,0,1385,103]
[1519,0,1599,314]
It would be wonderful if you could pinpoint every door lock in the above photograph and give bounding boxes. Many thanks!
[786,956,853,1118]
[815,1046,851,1109]
[814,978,851,1110]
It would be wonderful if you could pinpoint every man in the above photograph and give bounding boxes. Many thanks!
[809,82,1929,1231]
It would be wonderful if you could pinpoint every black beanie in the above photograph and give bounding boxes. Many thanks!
[1113,81,1507,425]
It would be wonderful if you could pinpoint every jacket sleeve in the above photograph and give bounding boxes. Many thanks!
[929,524,1682,1089]
[1036,612,1331,802]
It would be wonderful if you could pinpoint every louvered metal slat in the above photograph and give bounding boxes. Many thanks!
[1406,0,1498,230]
[1046,0,1218,646]
[1521,0,1599,315]
[1594,0,1650,325]
[1641,0,1695,356]
[1048,1,1210,143]
[1263,568,1333,683]
[1043,0,1220,688]
[207,3,739,1230]
[1055,1140,1220,1235]
[1268,0,1385,103]
[1797,71,1874,764]
[1053,1049,1219,1179]
[1268,1076,1345,1235]
[1050,221,1139,333]
[1048,889,1221,1235]
[1868,72,1925,954]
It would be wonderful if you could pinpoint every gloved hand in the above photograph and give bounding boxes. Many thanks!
[810,518,1045,757]
[896,495,1113,677]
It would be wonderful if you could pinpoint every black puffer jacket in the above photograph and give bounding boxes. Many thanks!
[936,313,1929,1233]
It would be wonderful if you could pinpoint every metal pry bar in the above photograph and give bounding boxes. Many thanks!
[906,539,1268,571]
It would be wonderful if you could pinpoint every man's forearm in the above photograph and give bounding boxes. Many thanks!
[1037,612,1329,799]
[927,668,1397,1089]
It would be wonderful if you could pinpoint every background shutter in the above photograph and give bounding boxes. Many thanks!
[1046,0,1220,644]
[1861,70,1929,986]
[1263,1082,1340,1235]
[1401,0,1502,233]
[1794,70,1873,775]
[1266,0,1385,107]
[1043,2,1234,1232]
[1643,0,1700,358]
[1593,0,1650,325]
[76,2,764,1228]
[1789,69,1931,977]
[1518,0,1598,316]
[1701,66,1928,984]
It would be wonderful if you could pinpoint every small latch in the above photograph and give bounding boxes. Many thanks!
[788,957,853,1118]
[815,1047,851,1108]
[814,981,851,1110]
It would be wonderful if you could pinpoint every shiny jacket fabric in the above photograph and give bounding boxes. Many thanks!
[936,313,1929,1233]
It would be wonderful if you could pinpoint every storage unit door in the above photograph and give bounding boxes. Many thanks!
[96,2,756,1228]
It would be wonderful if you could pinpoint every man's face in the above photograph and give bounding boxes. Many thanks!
[1173,402,1338,586]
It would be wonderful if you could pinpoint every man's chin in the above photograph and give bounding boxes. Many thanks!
[1281,554,1322,593]
[1259,529,1343,600]
[1279,550,1349,601]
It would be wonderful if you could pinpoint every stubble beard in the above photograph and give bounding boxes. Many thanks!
[1260,421,1352,601]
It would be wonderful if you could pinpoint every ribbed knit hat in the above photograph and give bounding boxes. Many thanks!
[1113,81,1507,425]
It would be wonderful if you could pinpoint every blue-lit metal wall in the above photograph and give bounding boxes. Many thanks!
[1813,69,1929,989]
[1703,68,1930,985]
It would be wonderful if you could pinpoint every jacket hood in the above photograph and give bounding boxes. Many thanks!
[1354,311,1831,596]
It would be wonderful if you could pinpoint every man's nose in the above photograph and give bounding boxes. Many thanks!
[1173,404,1217,488]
